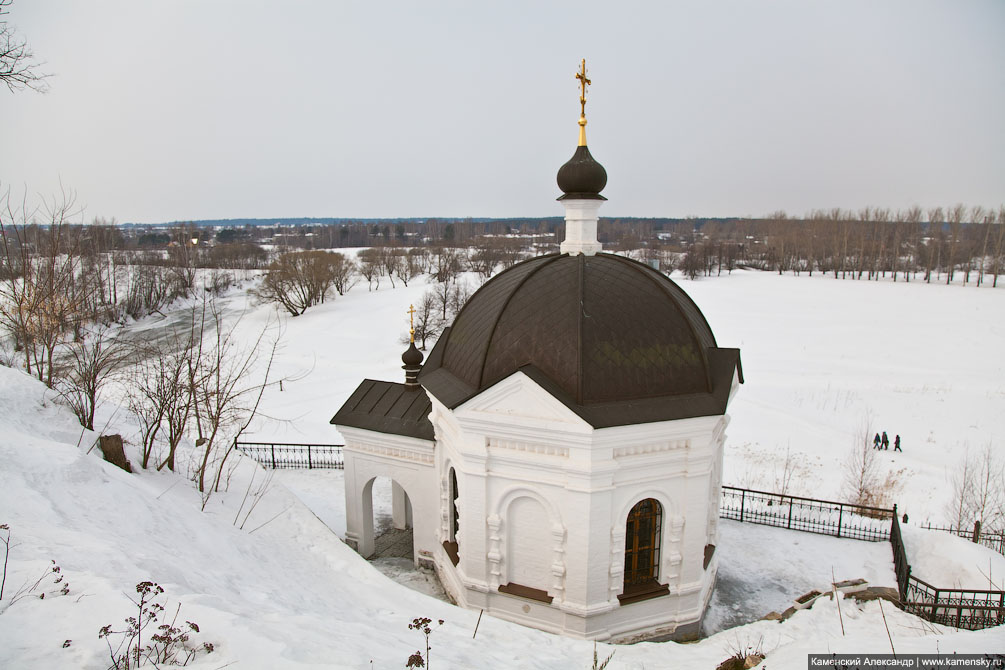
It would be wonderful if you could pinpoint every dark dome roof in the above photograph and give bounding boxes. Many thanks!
[418,253,742,427]
[402,341,424,367]
[557,145,608,200]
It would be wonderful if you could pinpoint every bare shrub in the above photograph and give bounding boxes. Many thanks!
[99,581,214,668]
[947,442,1004,532]
[54,325,126,430]
[254,250,350,315]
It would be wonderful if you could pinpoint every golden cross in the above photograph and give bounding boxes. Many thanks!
[576,58,591,117]
[408,304,416,343]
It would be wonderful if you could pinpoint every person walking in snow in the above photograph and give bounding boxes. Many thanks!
[894,434,901,452]
[881,431,889,450]
[874,433,881,449]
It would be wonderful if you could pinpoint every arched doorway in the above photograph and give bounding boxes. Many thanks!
[620,498,669,604]
[363,476,414,560]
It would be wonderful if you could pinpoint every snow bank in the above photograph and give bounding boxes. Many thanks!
[901,524,1005,591]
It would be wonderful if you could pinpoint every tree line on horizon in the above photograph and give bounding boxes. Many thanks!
[100,203,1005,287]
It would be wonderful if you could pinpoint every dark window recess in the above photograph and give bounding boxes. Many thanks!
[442,540,459,567]
[450,468,459,538]
[624,498,662,588]
[703,543,716,569]
[619,498,668,605]
[498,583,553,604]
[617,579,670,605]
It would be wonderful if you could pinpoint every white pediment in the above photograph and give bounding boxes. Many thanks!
[454,371,591,431]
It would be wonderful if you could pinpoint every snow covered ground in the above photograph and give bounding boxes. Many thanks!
[1,267,1004,668]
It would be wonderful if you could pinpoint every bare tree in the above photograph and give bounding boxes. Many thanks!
[166,227,200,298]
[409,292,441,350]
[448,280,472,317]
[993,206,1005,288]
[329,252,357,295]
[771,445,799,497]
[430,246,462,284]
[947,442,1005,532]
[925,207,943,283]
[125,352,173,470]
[186,299,278,497]
[159,341,194,473]
[0,187,84,387]
[466,246,501,281]
[356,248,381,291]
[55,325,125,430]
[945,204,965,285]
[379,247,401,288]
[253,250,346,315]
[680,243,704,280]
[395,249,424,287]
[975,206,992,287]
[0,0,49,93]
[121,263,173,319]
[431,276,453,321]
[842,414,880,507]
[902,206,923,282]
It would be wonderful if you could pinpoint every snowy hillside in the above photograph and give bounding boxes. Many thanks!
[0,363,1002,669]
[1,269,1003,668]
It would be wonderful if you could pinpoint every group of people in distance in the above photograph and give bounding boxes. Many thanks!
[873,430,901,452]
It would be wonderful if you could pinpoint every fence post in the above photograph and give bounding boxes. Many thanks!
[787,498,793,529]
[308,445,313,470]
[972,519,981,543]
[837,504,843,538]
[739,489,745,523]
[931,589,939,622]
[270,444,276,469]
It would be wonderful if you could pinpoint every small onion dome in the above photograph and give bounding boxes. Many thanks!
[402,341,424,367]
[557,145,608,201]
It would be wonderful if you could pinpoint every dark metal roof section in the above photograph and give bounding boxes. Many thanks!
[418,252,743,429]
[331,379,434,441]
[557,145,608,201]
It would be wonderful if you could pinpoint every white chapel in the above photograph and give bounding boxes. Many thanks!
[332,62,743,642]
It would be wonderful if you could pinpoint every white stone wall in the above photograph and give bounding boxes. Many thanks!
[429,370,737,641]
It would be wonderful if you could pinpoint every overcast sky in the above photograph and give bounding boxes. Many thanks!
[2,1,1003,224]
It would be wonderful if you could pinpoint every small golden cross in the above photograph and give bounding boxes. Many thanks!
[576,58,591,117]
[408,304,416,342]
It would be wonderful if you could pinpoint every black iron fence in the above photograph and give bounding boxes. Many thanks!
[234,441,344,469]
[921,522,1005,556]
[719,485,894,541]
[890,512,913,600]
[890,514,1004,630]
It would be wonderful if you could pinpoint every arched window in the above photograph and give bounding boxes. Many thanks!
[442,468,460,566]
[620,498,668,604]
[450,468,459,539]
